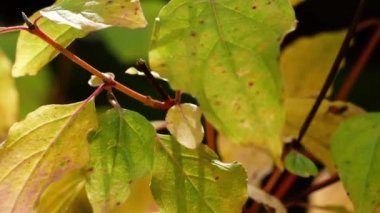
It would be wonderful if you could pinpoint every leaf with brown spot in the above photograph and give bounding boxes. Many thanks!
[150,0,296,163]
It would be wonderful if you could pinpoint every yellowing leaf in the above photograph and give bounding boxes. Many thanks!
[290,0,304,7]
[150,0,296,162]
[86,109,156,213]
[110,176,157,213]
[41,0,147,31]
[12,13,87,77]
[36,169,86,213]
[166,103,204,149]
[281,30,346,98]
[151,135,247,213]
[283,98,365,171]
[0,50,18,139]
[284,150,318,177]
[331,113,380,213]
[217,134,273,186]
[0,101,97,212]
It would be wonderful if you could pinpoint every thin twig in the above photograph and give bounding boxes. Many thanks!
[135,58,173,102]
[335,27,380,101]
[295,0,367,146]
[9,14,174,110]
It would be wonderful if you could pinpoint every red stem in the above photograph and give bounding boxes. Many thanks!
[335,27,380,101]
[205,119,216,152]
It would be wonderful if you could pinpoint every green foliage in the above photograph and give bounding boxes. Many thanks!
[40,0,147,31]
[166,103,204,149]
[331,113,380,213]
[151,135,247,213]
[13,13,86,77]
[149,0,296,162]
[0,0,377,212]
[0,101,97,212]
[86,108,156,212]
[284,150,318,178]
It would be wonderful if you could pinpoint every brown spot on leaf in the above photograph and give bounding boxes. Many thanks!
[116,202,121,206]
[88,167,94,172]
[129,180,133,184]
[252,5,257,10]
[107,0,113,4]
[160,63,166,67]
[215,176,219,180]
[199,20,205,25]
[190,31,197,37]
[248,81,254,87]
[214,101,221,106]
[267,1,272,5]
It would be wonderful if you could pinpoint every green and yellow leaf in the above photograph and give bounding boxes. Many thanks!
[12,13,87,77]
[86,108,156,213]
[150,0,296,162]
[41,0,147,31]
[0,101,97,212]
[284,150,318,178]
[151,135,247,213]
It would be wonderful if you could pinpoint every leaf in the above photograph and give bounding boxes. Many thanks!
[149,0,296,161]
[41,0,147,31]
[12,12,87,77]
[36,169,86,213]
[100,0,166,63]
[86,108,156,213]
[331,113,380,213]
[110,176,157,213]
[247,184,286,213]
[151,135,247,213]
[166,103,204,149]
[0,50,18,139]
[217,134,273,186]
[283,98,365,171]
[281,30,346,98]
[0,101,97,212]
[284,150,318,178]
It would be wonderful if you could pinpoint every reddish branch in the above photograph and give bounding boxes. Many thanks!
[0,14,174,110]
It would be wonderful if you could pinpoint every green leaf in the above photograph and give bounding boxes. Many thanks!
[284,150,318,178]
[86,108,156,213]
[41,0,147,31]
[149,0,296,161]
[0,101,97,212]
[151,135,247,213]
[166,103,204,149]
[331,113,380,213]
[12,12,87,77]
[36,169,86,213]
[281,30,346,98]
[0,50,18,139]
[283,98,365,171]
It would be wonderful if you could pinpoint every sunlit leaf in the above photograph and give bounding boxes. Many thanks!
[248,184,286,213]
[331,113,380,213]
[41,0,147,31]
[283,98,365,171]
[284,150,318,178]
[150,0,296,162]
[36,169,86,213]
[166,103,204,149]
[86,108,156,213]
[0,50,18,139]
[281,30,346,98]
[12,13,87,77]
[0,101,97,212]
[151,135,247,213]
[100,0,166,63]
